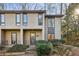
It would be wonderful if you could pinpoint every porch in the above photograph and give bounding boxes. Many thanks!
[0,29,43,46]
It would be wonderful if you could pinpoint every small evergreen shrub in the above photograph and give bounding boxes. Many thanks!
[7,44,29,52]
[0,46,5,50]
[36,40,51,56]
[50,39,64,46]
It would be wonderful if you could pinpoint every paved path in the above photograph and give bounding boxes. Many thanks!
[0,45,37,56]
[61,44,79,56]
[25,45,37,56]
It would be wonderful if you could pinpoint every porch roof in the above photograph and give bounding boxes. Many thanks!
[0,10,46,14]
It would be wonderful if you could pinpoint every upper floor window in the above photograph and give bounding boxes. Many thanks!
[0,14,5,25]
[23,14,28,26]
[38,13,43,25]
[16,14,21,26]
[0,3,4,10]
[47,18,55,27]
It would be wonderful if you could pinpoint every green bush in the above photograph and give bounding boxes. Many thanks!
[0,46,5,50]
[50,39,64,46]
[36,40,51,56]
[7,44,29,52]
[36,40,48,44]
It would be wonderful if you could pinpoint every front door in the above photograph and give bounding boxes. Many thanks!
[30,32,36,45]
[11,32,17,44]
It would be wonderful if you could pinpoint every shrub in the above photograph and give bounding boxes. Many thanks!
[7,44,29,52]
[50,39,64,46]
[36,40,51,56]
[36,40,48,44]
[0,46,5,50]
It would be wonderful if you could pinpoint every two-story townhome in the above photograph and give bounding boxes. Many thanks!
[0,10,63,46]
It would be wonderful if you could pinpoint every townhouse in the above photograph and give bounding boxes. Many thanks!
[0,10,63,46]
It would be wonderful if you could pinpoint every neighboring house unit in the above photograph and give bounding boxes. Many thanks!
[0,10,63,46]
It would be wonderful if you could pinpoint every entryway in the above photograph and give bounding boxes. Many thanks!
[23,29,42,45]
[30,32,36,45]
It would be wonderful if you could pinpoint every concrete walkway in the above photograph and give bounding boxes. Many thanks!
[61,44,79,56]
[25,45,37,56]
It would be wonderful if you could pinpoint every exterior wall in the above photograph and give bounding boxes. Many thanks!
[0,12,44,45]
[5,14,16,27]
[0,13,44,29]
[55,18,61,39]
[24,30,42,45]
[23,13,43,29]
[4,30,20,45]
[0,11,62,45]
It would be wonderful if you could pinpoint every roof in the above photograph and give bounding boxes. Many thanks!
[0,10,46,13]
[45,14,64,18]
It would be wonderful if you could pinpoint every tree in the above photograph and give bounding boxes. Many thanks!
[62,3,79,45]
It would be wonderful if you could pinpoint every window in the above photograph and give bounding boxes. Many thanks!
[38,13,43,25]
[47,18,55,40]
[47,18,55,27]
[0,14,5,25]
[11,32,17,44]
[16,14,21,26]
[23,14,28,26]
[0,4,4,10]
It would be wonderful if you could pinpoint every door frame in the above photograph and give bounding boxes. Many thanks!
[30,32,36,45]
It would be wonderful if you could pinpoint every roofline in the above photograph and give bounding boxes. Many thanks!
[45,14,64,18]
[0,10,46,13]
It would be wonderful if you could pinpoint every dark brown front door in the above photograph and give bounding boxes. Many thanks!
[30,32,36,45]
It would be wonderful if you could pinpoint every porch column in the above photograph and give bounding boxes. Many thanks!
[20,29,23,44]
[0,29,1,45]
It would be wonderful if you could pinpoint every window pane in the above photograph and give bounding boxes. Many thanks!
[16,14,20,25]
[1,14,5,22]
[23,14,28,25]
[0,14,5,25]
[47,18,55,27]
[16,14,20,22]
[38,14,43,25]
[0,3,4,10]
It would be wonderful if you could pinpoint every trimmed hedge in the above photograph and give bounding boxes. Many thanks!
[7,44,29,52]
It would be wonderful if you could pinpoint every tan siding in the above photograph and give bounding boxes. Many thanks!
[5,14,16,27]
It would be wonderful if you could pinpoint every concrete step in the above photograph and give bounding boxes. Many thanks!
[26,45,36,51]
